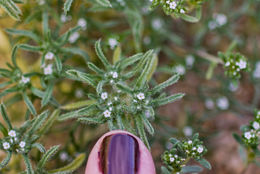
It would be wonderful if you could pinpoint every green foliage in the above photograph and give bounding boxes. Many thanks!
[59,40,183,148]
[0,0,23,20]
[150,0,204,22]
[161,134,211,174]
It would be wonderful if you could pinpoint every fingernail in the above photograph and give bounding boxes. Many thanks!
[85,130,156,174]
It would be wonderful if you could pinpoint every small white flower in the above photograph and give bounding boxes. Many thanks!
[19,141,26,148]
[183,126,193,137]
[229,82,239,92]
[217,97,229,110]
[38,0,45,5]
[114,97,118,101]
[188,140,192,145]
[112,72,118,78]
[205,98,215,110]
[225,61,230,66]
[152,19,163,30]
[77,18,87,30]
[215,13,227,26]
[44,64,53,75]
[108,38,118,49]
[143,36,151,45]
[60,152,69,161]
[253,61,260,79]
[197,146,204,153]
[180,9,185,14]
[75,89,84,98]
[169,2,177,10]
[3,142,10,150]
[252,122,260,130]
[244,131,252,140]
[69,32,80,43]
[61,14,71,23]
[8,130,16,137]
[174,65,186,75]
[170,157,175,162]
[208,21,217,30]
[109,107,113,111]
[186,55,195,68]
[192,147,197,150]
[20,76,30,84]
[103,110,111,118]
[101,92,108,100]
[107,101,112,106]
[137,93,145,100]
[236,60,247,69]
[45,52,54,60]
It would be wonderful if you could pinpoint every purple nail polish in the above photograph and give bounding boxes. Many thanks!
[100,134,139,174]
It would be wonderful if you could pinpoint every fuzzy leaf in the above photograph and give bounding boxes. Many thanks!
[55,55,62,73]
[152,93,185,106]
[78,115,104,124]
[32,143,46,153]
[181,165,203,173]
[58,106,95,121]
[38,109,60,137]
[64,0,74,14]
[95,39,111,68]
[66,70,97,87]
[0,152,12,169]
[49,153,86,173]
[61,100,96,110]
[119,53,143,69]
[22,93,37,116]
[88,62,104,75]
[141,114,154,135]
[135,115,150,149]
[151,74,180,94]
[28,110,49,135]
[113,45,121,64]
[178,7,202,23]
[0,104,12,129]
[0,0,22,20]
[41,83,54,107]
[135,50,156,88]
[95,0,112,8]
[161,166,171,174]
[197,158,212,170]
[37,145,60,169]
[22,154,34,174]
[61,47,90,61]
[5,28,40,42]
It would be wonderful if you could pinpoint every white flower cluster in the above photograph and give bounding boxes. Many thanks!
[2,130,26,152]
[20,76,30,84]
[167,153,185,165]
[253,61,260,79]
[208,13,227,30]
[224,58,247,76]
[117,0,126,6]
[244,130,256,140]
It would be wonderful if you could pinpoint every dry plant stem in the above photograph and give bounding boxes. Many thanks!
[195,50,224,65]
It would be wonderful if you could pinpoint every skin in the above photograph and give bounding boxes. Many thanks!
[85,130,156,174]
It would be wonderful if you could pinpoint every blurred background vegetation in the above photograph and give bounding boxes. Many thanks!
[0,0,260,173]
